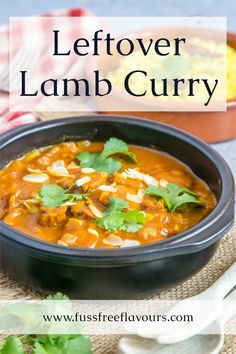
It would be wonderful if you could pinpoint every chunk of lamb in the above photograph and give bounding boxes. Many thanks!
[38,205,68,226]
[82,172,108,191]
[70,201,95,218]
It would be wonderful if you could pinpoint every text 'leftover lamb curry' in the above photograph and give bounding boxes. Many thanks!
[0,138,216,248]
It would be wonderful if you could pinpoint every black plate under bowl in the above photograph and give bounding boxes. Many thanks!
[0,116,234,299]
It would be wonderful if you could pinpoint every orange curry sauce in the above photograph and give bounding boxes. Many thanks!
[0,141,216,248]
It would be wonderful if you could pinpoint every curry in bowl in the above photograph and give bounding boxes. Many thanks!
[0,138,216,248]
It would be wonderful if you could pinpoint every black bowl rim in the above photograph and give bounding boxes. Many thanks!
[0,115,234,261]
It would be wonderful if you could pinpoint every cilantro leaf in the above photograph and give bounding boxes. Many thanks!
[145,183,206,211]
[65,335,92,354]
[38,185,86,208]
[97,211,124,231]
[76,138,137,174]
[121,210,146,233]
[96,197,146,232]
[120,223,144,233]
[173,193,206,211]
[46,292,69,301]
[32,342,48,354]
[96,197,129,230]
[101,137,137,162]
[93,156,121,174]
[76,152,98,168]
[77,152,121,174]
[67,194,87,202]
[39,185,68,208]
[124,210,146,224]
[0,293,92,354]
[105,197,128,213]
[32,335,92,354]
[0,336,25,354]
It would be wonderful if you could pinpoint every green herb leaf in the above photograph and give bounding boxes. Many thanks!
[105,197,128,213]
[121,210,146,233]
[145,183,206,211]
[124,210,146,224]
[0,336,25,354]
[101,137,137,162]
[97,211,124,231]
[76,138,137,174]
[76,152,98,169]
[94,156,121,174]
[39,185,68,208]
[46,293,69,301]
[32,335,92,354]
[172,193,205,211]
[77,152,121,174]
[32,342,48,354]
[66,335,92,354]
[67,194,87,202]
[96,197,146,232]
[120,223,144,233]
[0,293,92,354]
[38,185,86,208]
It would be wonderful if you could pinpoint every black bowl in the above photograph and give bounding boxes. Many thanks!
[0,116,234,299]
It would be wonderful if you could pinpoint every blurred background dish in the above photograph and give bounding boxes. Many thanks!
[92,28,236,143]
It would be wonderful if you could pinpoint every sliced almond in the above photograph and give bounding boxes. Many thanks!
[103,234,123,246]
[89,242,97,249]
[47,160,69,177]
[23,173,49,183]
[143,175,159,186]
[121,239,140,247]
[126,193,143,204]
[137,189,145,197]
[82,140,91,146]
[23,201,38,213]
[160,228,168,236]
[61,201,77,206]
[98,185,117,192]
[57,240,68,246]
[88,228,99,237]
[24,198,40,204]
[60,233,78,246]
[89,205,103,218]
[75,176,91,187]
[122,169,158,186]
[67,162,80,169]
[81,168,95,174]
[159,179,168,188]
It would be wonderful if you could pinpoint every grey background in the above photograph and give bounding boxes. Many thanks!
[0,0,235,176]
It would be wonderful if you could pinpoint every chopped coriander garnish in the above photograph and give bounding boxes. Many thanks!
[145,183,206,211]
[102,138,137,161]
[0,293,92,354]
[120,210,146,232]
[76,138,137,174]
[105,196,128,212]
[96,196,146,232]
[31,334,92,354]
[0,336,25,354]
[38,184,87,208]
[46,292,69,301]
